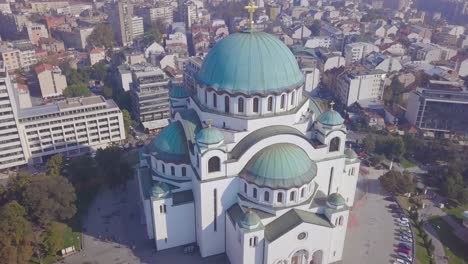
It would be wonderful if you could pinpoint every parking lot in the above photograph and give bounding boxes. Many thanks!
[343,166,414,264]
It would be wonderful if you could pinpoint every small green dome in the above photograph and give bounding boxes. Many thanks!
[197,31,304,95]
[344,147,358,159]
[241,143,317,189]
[240,210,261,229]
[317,110,344,126]
[463,211,468,219]
[170,85,191,98]
[327,193,346,207]
[152,182,170,198]
[195,126,224,145]
[150,121,188,161]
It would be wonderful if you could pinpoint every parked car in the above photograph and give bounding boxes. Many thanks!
[398,222,410,227]
[399,227,410,232]
[399,217,409,222]
[396,247,411,255]
[398,243,412,250]
[400,231,411,237]
[400,235,413,243]
[398,252,413,262]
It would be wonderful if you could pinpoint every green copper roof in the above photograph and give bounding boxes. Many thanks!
[241,143,317,189]
[197,31,304,95]
[149,121,189,162]
[170,85,191,98]
[317,110,344,126]
[195,126,224,145]
[151,181,170,198]
[344,147,358,159]
[240,210,261,229]
[327,193,346,207]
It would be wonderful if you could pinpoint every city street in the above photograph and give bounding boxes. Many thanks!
[343,167,399,264]
[63,175,228,264]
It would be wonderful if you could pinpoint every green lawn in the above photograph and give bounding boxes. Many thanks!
[429,217,468,264]
[443,204,468,226]
[63,228,81,251]
[400,157,417,168]
[413,224,432,264]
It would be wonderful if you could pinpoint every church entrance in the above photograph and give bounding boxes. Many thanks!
[291,250,308,264]
[310,250,323,264]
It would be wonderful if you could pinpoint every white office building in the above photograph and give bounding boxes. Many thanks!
[336,69,386,106]
[344,42,379,66]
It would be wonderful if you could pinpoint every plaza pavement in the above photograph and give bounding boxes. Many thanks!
[342,167,400,264]
[62,176,228,264]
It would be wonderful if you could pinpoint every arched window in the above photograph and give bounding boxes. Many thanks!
[277,192,283,203]
[339,216,344,225]
[329,137,340,152]
[238,97,244,113]
[253,188,257,198]
[328,167,334,195]
[300,188,305,198]
[264,191,270,202]
[244,183,247,193]
[171,166,175,176]
[208,156,221,172]
[291,91,295,105]
[267,97,273,111]
[182,167,186,176]
[204,90,208,104]
[224,96,230,113]
[213,93,217,108]
[253,98,259,113]
[290,191,295,201]
[162,164,166,174]
[280,94,285,109]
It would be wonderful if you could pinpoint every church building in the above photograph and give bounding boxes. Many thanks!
[137,26,360,264]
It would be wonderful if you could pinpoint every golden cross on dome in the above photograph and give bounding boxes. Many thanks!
[207,118,213,128]
[244,0,258,30]
[330,101,335,111]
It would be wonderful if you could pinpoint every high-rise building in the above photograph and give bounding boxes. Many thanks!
[335,69,386,106]
[0,63,27,170]
[130,65,171,129]
[112,0,134,46]
[131,16,144,39]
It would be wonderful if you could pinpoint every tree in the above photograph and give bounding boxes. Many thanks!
[103,86,113,98]
[63,83,92,98]
[310,20,321,36]
[362,135,376,153]
[67,156,100,192]
[0,201,33,264]
[46,154,63,177]
[384,79,405,106]
[122,109,132,136]
[87,24,115,49]
[21,175,76,225]
[41,221,68,255]
[5,172,32,202]
[95,147,133,188]
[90,61,107,81]
[379,170,415,194]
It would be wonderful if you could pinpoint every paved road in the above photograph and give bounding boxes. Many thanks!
[62,176,228,264]
[343,167,400,264]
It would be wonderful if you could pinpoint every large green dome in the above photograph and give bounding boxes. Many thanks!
[240,143,317,189]
[196,31,304,95]
[149,121,188,162]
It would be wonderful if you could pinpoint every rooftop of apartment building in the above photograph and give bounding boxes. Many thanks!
[18,96,118,119]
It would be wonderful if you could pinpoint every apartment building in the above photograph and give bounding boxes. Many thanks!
[30,0,68,13]
[26,23,49,46]
[406,84,468,136]
[17,96,125,164]
[34,64,67,98]
[111,0,134,46]
[130,66,171,126]
[0,63,27,170]
[183,56,203,90]
[147,5,174,25]
[335,69,386,106]
[131,16,144,39]
[344,42,379,66]
[0,48,21,71]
